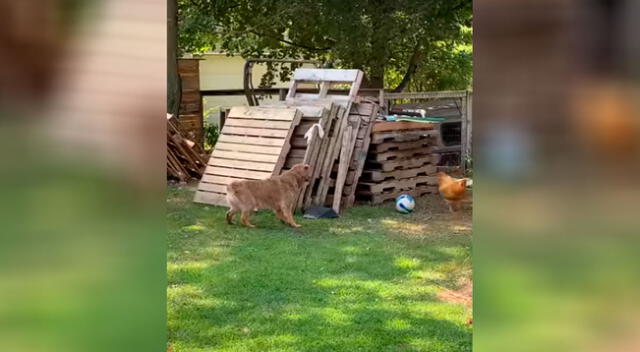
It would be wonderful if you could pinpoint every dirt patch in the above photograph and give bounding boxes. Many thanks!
[437,278,472,307]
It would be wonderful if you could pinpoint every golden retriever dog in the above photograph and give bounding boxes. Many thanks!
[225,164,312,228]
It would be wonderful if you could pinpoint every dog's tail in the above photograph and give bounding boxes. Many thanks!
[226,181,241,207]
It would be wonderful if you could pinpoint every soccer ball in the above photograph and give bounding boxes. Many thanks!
[395,194,415,213]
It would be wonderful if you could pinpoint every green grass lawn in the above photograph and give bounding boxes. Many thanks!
[168,185,472,352]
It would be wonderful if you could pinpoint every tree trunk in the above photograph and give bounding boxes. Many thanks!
[167,0,181,117]
[392,46,423,92]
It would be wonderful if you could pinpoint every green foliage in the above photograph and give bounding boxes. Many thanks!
[203,121,219,152]
[168,187,472,351]
[177,0,472,91]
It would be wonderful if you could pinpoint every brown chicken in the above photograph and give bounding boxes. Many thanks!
[437,172,468,212]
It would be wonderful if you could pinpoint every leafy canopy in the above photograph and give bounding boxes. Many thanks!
[178,0,472,91]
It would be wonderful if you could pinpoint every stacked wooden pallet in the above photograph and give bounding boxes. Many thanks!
[167,115,207,182]
[355,121,442,204]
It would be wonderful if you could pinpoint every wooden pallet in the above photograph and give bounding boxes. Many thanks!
[370,129,440,144]
[364,154,435,172]
[371,121,436,133]
[360,164,438,182]
[356,176,438,194]
[331,111,362,212]
[331,100,379,209]
[371,138,436,153]
[194,106,302,206]
[285,69,364,209]
[356,184,438,205]
[368,147,435,162]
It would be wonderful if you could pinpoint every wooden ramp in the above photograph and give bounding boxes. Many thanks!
[194,106,302,206]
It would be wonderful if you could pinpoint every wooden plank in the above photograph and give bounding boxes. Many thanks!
[370,129,439,144]
[369,147,434,162]
[383,90,468,100]
[332,125,353,213]
[197,183,228,193]
[360,164,438,182]
[200,175,244,185]
[372,121,436,133]
[203,166,271,180]
[194,191,227,206]
[365,155,433,172]
[315,105,349,205]
[302,104,338,208]
[209,158,275,172]
[222,126,290,138]
[228,106,298,121]
[263,103,327,118]
[293,69,361,83]
[343,102,379,208]
[295,106,332,210]
[371,139,435,153]
[217,135,286,147]
[214,142,282,155]
[294,94,351,102]
[212,150,280,163]
[224,118,292,130]
[273,110,302,172]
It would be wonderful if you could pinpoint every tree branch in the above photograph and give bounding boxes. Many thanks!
[392,45,423,92]
[247,29,332,52]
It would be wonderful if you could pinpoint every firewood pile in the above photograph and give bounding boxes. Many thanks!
[167,115,208,182]
[354,121,442,204]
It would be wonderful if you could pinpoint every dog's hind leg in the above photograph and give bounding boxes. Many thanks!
[226,208,238,225]
[273,208,288,224]
[240,211,256,228]
[280,204,301,228]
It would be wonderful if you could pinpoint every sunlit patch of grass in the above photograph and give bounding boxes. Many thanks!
[167,186,472,352]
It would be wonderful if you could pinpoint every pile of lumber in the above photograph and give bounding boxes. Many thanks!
[355,121,442,204]
[167,115,208,182]
[194,68,377,213]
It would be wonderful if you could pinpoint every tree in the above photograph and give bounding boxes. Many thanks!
[178,0,472,91]
[168,0,181,117]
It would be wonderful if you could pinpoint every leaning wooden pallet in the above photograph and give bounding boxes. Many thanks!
[333,99,379,210]
[265,101,338,210]
[194,106,302,206]
[331,112,361,213]
[284,68,364,208]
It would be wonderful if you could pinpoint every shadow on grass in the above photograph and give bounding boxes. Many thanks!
[168,187,471,352]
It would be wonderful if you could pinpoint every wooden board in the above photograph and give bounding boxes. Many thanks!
[364,155,434,172]
[332,113,361,213]
[194,106,301,206]
[360,164,438,182]
[368,147,435,162]
[370,129,439,144]
[341,100,379,208]
[356,176,438,194]
[371,121,436,133]
[332,110,362,213]
[370,138,435,153]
